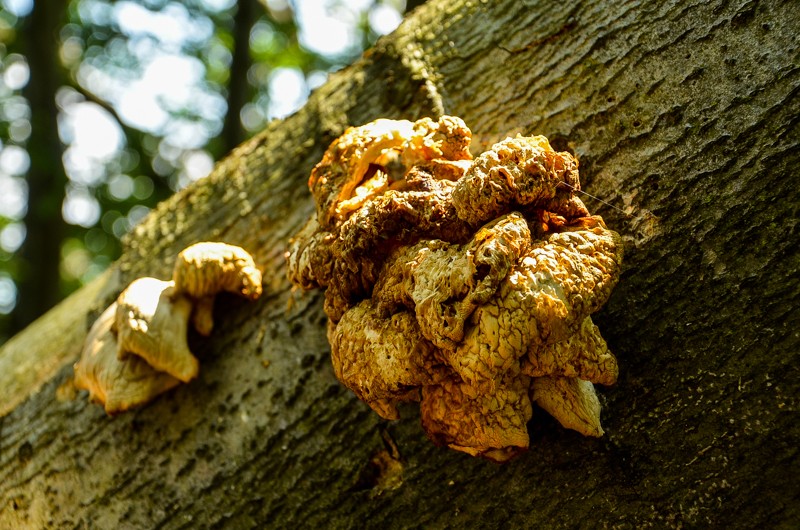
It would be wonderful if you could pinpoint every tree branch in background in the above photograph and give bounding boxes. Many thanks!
[67,81,166,198]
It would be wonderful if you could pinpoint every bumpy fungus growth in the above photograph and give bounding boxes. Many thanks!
[73,304,181,415]
[287,116,623,461]
[173,242,263,336]
[74,242,262,414]
[115,277,198,383]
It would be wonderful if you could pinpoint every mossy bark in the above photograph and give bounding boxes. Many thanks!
[1,0,798,527]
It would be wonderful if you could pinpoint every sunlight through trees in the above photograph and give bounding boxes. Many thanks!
[0,0,410,341]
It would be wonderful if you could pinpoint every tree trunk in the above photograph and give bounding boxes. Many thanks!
[1,0,798,528]
[14,0,70,332]
[220,0,258,154]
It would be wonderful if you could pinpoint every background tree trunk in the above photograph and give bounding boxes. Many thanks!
[220,0,258,154]
[14,0,70,332]
[1,0,797,527]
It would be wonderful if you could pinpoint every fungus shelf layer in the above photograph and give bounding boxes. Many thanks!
[287,116,623,461]
[74,242,262,414]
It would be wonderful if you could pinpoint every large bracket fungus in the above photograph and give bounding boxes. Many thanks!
[287,116,623,462]
[74,242,262,414]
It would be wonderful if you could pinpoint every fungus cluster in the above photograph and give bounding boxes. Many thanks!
[74,242,262,414]
[288,116,623,461]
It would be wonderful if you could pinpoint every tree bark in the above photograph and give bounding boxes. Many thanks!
[1,0,798,528]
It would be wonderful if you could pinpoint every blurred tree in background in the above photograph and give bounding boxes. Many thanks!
[0,0,416,343]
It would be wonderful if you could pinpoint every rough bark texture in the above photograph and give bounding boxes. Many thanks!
[1,0,798,528]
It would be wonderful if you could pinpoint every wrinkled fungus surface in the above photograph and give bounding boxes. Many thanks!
[287,116,623,461]
[74,242,262,414]
[115,277,197,383]
[73,304,181,415]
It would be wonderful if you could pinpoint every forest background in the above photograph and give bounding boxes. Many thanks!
[0,0,420,343]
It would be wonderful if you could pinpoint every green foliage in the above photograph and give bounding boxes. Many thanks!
[0,0,409,342]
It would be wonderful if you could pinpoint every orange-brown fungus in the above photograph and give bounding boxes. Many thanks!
[74,242,262,414]
[287,116,623,461]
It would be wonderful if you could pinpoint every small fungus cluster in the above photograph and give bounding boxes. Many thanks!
[288,116,623,461]
[74,242,262,414]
